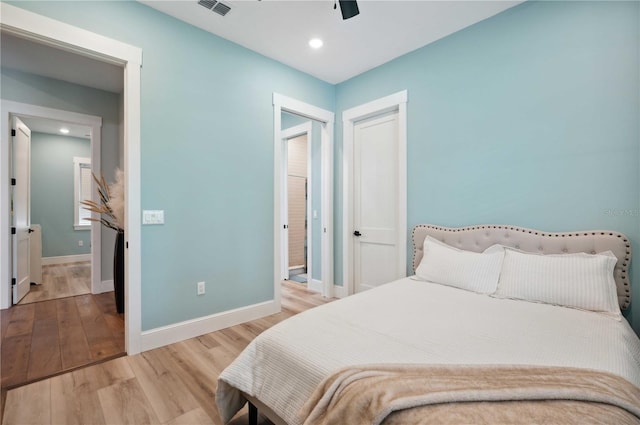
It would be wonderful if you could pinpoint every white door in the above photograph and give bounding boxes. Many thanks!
[353,111,401,292]
[12,117,31,303]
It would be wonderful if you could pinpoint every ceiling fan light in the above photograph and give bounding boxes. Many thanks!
[338,0,359,20]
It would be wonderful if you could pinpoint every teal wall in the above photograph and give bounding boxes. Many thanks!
[281,113,322,282]
[30,132,91,257]
[335,0,640,331]
[6,1,334,330]
[1,68,121,280]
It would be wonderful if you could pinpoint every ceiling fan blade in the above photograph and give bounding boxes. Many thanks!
[338,0,359,20]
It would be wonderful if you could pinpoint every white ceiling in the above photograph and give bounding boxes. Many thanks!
[2,32,101,139]
[0,1,521,93]
[1,32,124,93]
[20,116,91,140]
[140,0,522,84]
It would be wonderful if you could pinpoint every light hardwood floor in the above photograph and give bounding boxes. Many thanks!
[19,262,91,305]
[1,291,125,390]
[1,281,334,425]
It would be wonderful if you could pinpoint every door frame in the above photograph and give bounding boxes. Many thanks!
[280,121,315,290]
[4,102,102,301]
[0,3,143,354]
[273,94,334,301]
[342,90,408,296]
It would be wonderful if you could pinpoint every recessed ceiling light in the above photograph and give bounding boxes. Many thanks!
[309,38,323,49]
[60,128,70,134]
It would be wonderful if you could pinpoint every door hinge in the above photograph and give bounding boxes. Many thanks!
[11,178,16,186]
[11,129,16,137]
[11,278,16,286]
[283,224,288,229]
[11,227,16,235]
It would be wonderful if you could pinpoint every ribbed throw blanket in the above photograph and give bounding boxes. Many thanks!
[300,364,640,425]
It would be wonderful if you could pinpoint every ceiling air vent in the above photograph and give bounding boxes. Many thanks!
[197,0,217,10]
[197,0,231,16]
[212,2,231,16]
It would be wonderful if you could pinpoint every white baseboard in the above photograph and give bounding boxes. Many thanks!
[333,284,348,298]
[42,254,91,266]
[140,299,280,352]
[308,278,322,293]
[93,279,114,294]
[306,281,347,298]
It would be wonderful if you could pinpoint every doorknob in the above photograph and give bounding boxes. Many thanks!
[353,230,362,237]
[28,228,34,233]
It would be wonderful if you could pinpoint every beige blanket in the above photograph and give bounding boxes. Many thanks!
[300,364,640,425]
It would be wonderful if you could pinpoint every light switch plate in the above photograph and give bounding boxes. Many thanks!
[143,210,164,225]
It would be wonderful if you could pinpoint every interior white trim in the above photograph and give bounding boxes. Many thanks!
[281,121,312,140]
[0,3,143,354]
[308,278,322,294]
[342,90,408,296]
[41,254,91,266]
[280,121,314,288]
[305,124,314,292]
[320,116,335,298]
[273,93,334,301]
[123,49,143,356]
[0,4,140,66]
[95,279,115,294]
[140,300,279,352]
[1,101,102,304]
[332,284,348,299]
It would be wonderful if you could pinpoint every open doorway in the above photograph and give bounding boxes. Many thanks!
[15,116,95,305]
[1,3,143,355]
[2,102,124,391]
[281,117,314,289]
[0,24,132,388]
[273,94,334,302]
[285,131,309,283]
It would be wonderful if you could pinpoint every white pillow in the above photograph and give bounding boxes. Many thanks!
[415,236,504,294]
[493,248,620,316]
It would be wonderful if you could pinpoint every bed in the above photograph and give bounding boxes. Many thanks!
[217,224,640,424]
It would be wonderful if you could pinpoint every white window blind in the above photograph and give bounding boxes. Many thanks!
[74,157,92,230]
[79,164,92,225]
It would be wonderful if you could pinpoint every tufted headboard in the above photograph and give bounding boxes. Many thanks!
[412,224,632,310]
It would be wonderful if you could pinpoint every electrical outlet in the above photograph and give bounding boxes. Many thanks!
[78,240,83,247]
[197,281,205,296]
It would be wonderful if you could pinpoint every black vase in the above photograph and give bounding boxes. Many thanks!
[114,230,125,314]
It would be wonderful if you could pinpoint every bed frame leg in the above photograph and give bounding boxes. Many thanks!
[248,401,258,425]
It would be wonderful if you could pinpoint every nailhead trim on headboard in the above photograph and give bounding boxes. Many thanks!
[412,224,632,310]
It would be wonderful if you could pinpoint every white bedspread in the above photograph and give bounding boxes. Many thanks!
[217,278,640,424]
